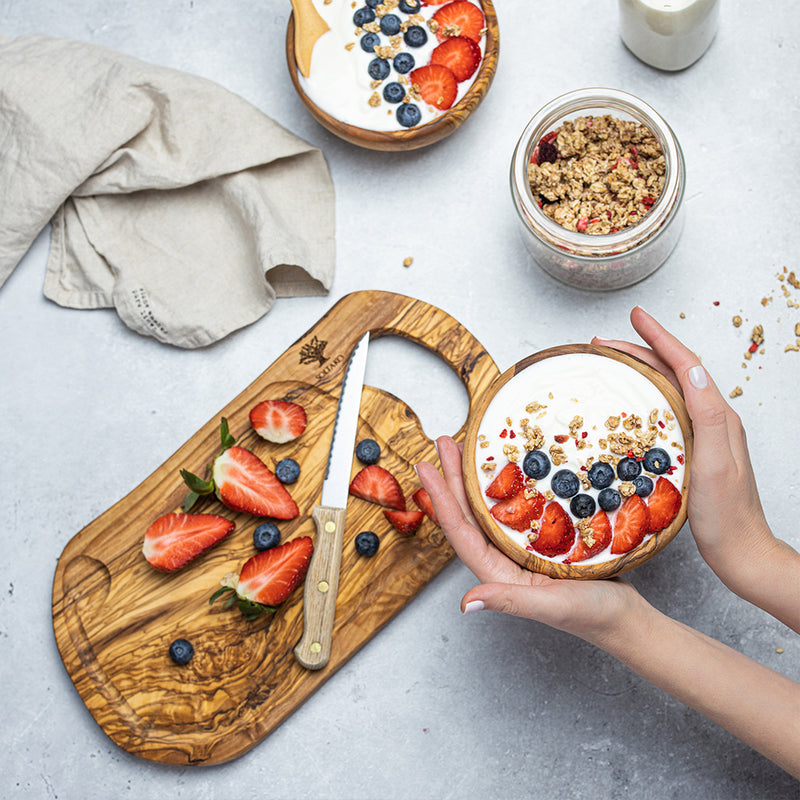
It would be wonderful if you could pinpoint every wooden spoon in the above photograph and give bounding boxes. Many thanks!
[290,0,329,78]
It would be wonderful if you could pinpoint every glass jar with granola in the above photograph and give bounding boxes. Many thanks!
[510,88,686,291]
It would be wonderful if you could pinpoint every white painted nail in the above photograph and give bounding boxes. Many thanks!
[463,600,485,614]
[688,365,708,389]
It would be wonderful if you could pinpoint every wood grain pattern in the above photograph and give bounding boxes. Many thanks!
[462,344,694,580]
[285,0,499,151]
[51,291,499,766]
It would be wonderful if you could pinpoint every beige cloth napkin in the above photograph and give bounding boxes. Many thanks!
[0,33,335,348]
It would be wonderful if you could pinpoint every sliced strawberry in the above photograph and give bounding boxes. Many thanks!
[249,400,307,443]
[564,510,612,564]
[424,0,452,4]
[213,446,299,519]
[531,501,575,556]
[430,36,481,82]
[410,64,458,110]
[412,487,440,525]
[490,489,545,532]
[647,476,682,533]
[349,465,406,510]
[384,509,425,536]
[611,494,650,554]
[485,461,524,500]
[211,536,313,619]
[143,512,234,572]
[433,0,485,43]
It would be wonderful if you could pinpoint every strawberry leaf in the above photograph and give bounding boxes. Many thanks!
[219,417,236,451]
[181,491,200,512]
[181,469,215,495]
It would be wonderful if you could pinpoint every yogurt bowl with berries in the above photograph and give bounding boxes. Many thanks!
[286,0,499,150]
[462,344,692,580]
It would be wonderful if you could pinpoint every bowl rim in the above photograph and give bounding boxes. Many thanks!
[285,0,499,151]
[462,343,693,580]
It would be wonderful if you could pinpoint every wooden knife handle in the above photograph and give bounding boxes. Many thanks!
[294,505,347,670]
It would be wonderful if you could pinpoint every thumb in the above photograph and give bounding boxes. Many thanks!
[461,581,571,629]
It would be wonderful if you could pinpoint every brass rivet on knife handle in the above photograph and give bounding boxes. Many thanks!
[294,505,347,670]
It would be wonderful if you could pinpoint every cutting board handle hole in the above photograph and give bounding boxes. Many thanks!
[364,335,469,440]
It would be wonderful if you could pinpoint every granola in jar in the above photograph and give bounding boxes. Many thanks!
[527,115,666,235]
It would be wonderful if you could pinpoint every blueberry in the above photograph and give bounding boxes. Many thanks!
[360,32,381,53]
[570,494,596,519]
[398,0,422,12]
[396,103,421,128]
[403,25,427,47]
[355,531,380,557]
[643,447,671,475]
[366,0,379,7]
[383,82,406,103]
[522,449,551,480]
[598,487,622,512]
[380,13,401,35]
[253,521,281,551]
[551,469,580,498]
[355,438,381,465]
[634,475,654,497]
[617,457,641,481]
[275,457,300,484]
[168,638,194,665]
[393,52,416,74]
[368,57,391,81]
[353,7,376,26]
[587,461,615,489]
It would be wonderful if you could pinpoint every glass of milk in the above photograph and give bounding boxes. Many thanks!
[618,0,721,71]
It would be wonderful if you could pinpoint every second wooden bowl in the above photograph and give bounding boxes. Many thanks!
[463,344,693,580]
[286,0,499,151]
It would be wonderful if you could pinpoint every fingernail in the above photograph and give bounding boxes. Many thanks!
[635,305,650,316]
[688,365,708,389]
[463,600,485,614]
[593,337,614,345]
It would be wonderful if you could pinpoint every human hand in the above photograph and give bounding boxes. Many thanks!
[416,435,648,648]
[596,307,800,629]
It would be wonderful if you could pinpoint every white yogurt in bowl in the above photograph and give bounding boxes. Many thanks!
[463,346,692,579]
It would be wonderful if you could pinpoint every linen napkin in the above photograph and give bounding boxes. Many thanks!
[0,33,335,348]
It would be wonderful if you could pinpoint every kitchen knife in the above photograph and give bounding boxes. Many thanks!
[294,332,370,670]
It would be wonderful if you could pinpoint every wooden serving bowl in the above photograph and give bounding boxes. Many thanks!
[462,344,693,580]
[285,0,499,151]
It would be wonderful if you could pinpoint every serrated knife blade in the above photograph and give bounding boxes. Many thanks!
[294,332,370,670]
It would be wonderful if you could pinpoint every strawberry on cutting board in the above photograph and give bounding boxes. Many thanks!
[412,487,440,526]
[143,512,235,572]
[349,465,406,510]
[210,536,313,620]
[181,418,299,519]
[249,399,307,443]
[410,64,458,110]
[384,509,425,536]
[433,1,486,43]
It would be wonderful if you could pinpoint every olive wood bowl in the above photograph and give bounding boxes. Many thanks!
[462,344,693,580]
[286,0,499,151]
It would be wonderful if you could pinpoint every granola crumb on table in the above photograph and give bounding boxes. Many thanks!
[527,115,666,235]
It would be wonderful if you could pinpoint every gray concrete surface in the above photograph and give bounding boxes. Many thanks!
[1,1,799,797]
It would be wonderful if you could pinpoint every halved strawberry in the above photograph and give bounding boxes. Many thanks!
[410,64,458,110]
[433,1,485,43]
[531,501,575,556]
[611,494,650,554]
[181,419,299,519]
[143,512,234,572]
[250,400,307,443]
[564,510,612,564]
[384,509,425,536]
[210,536,313,619]
[212,446,300,518]
[429,36,481,82]
[349,465,406,510]
[490,489,545,532]
[647,476,682,533]
[485,461,525,500]
[412,487,440,525]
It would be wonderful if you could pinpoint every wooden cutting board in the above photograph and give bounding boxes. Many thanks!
[51,290,500,766]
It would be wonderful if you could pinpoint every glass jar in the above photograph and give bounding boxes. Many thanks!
[510,87,686,291]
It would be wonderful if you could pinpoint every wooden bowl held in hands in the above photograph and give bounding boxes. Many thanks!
[463,344,693,580]
[286,0,499,151]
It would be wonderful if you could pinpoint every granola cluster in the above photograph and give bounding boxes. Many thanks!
[527,115,666,235]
